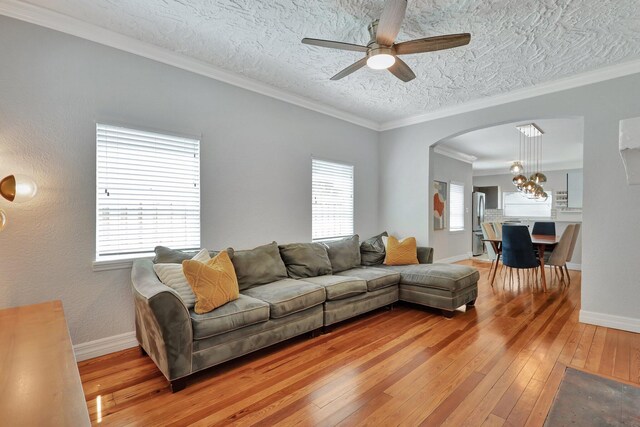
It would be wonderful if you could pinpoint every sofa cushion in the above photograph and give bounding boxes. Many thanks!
[321,235,361,273]
[153,246,226,264]
[303,275,367,301]
[335,267,401,291]
[153,248,211,309]
[183,251,239,315]
[231,242,288,290]
[242,279,325,318]
[190,294,269,340]
[379,263,480,292]
[278,243,332,279]
[383,236,419,266]
[360,232,388,266]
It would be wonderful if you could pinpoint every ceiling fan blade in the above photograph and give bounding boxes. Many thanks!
[376,0,407,46]
[388,57,415,82]
[394,33,471,55]
[302,38,369,52]
[330,57,368,80]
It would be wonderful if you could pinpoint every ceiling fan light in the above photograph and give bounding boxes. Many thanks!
[367,53,395,70]
[0,174,38,203]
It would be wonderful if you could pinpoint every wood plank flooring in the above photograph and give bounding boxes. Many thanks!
[78,260,640,426]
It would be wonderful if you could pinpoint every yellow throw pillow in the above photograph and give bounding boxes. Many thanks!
[384,236,419,266]
[182,250,239,314]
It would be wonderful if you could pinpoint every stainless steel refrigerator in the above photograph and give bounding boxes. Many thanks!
[472,191,485,256]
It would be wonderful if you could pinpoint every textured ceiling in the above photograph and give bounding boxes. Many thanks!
[440,118,584,174]
[21,0,640,122]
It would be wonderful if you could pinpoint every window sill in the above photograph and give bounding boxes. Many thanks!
[448,229,466,234]
[93,254,154,272]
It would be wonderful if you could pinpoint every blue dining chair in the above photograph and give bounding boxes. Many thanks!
[532,222,556,236]
[502,225,541,289]
[532,221,556,257]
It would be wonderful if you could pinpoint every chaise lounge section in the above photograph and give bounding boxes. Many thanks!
[131,234,479,391]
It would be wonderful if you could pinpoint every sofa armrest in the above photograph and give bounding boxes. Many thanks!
[417,246,434,264]
[131,260,193,380]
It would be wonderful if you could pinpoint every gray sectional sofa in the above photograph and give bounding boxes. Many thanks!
[131,234,479,391]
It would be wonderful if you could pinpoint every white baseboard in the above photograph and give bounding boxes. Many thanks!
[579,310,640,334]
[434,253,472,264]
[566,262,582,271]
[74,331,138,362]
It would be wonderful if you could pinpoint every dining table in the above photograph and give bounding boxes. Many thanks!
[482,234,560,292]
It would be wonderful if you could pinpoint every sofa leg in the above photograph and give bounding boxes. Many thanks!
[309,328,322,338]
[139,345,147,357]
[442,309,455,319]
[466,299,477,307]
[385,303,395,311]
[170,378,188,393]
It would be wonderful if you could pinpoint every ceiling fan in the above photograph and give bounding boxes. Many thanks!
[302,0,471,82]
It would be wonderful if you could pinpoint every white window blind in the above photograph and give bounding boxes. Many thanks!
[449,182,465,231]
[312,159,354,241]
[96,124,200,259]
[503,191,553,218]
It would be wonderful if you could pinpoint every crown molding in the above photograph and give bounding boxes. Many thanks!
[379,59,640,131]
[0,0,379,131]
[3,0,640,134]
[433,145,477,164]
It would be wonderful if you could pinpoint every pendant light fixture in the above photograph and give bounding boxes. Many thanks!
[511,127,527,190]
[511,123,547,200]
[509,161,524,175]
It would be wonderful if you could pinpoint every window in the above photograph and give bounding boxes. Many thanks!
[503,191,553,218]
[449,182,465,231]
[96,124,200,260]
[312,159,354,241]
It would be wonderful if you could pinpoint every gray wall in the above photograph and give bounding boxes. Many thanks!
[380,75,640,330]
[0,17,380,345]
[429,150,473,261]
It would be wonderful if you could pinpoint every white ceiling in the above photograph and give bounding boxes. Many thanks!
[439,118,584,175]
[15,0,640,124]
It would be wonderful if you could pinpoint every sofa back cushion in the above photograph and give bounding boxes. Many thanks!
[153,246,225,264]
[360,232,388,266]
[231,242,288,290]
[278,243,332,279]
[322,235,361,273]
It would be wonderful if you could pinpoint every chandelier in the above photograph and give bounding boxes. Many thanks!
[510,123,548,201]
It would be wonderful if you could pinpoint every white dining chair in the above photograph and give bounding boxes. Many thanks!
[563,223,581,284]
[481,222,498,279]
[545,224,575,286]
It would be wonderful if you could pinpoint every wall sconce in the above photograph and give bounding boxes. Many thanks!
[0,174,38,231]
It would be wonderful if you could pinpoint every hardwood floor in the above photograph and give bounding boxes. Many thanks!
[78,261,640,426]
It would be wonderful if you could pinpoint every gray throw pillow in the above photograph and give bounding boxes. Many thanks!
[230,242,288,290]
[153,246,226,264]
[278,243,332,279]
[322,235,361,273]
[360,232,388,266]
